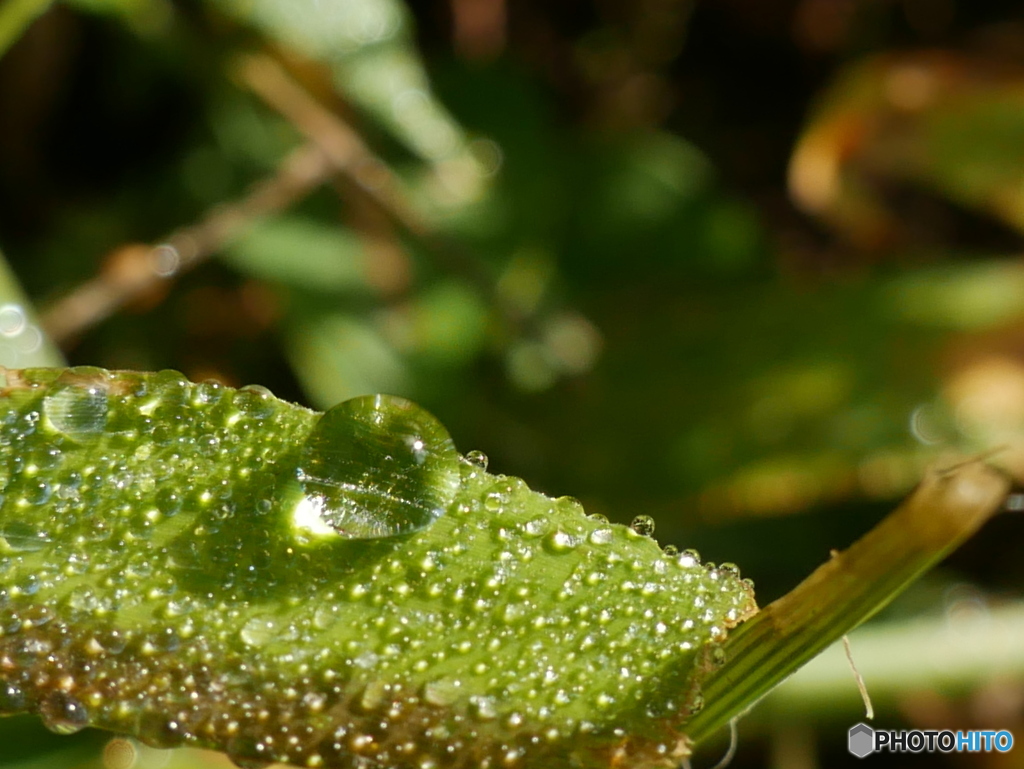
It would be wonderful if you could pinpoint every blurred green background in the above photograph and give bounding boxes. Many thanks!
[2,0,1024,766]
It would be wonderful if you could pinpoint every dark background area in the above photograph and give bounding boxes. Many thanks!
[1,0,1024,766]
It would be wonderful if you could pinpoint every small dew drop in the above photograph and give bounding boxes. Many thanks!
[588,528,613,545]
[0,683,25,711]
[39,691,90,735]
[155,488,182,517]
[523,517,548,537]
[241,384,273,397]
[359,681,388,712]
[630,515,656,537]
[685,691,705,716]
[229,747,273,769]
[544,530,578,553]
[483,491,506,512]
[313,605,337,630]
[239,616,279,647]
[470,695,498,721]
[711,645,727,667]
[719,562,742,579]
[556,496,585,515]
[678,548,702,568]
[0,522,50,552]
[422,678,461,707]
[238,385,276,419]
[353,651,379,669]
[464,450,488,470]
[24,480,52,506]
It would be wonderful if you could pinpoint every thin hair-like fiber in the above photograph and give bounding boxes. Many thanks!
[679,718,739,769]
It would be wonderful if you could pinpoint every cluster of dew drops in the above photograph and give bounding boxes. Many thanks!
[0,375,755,767]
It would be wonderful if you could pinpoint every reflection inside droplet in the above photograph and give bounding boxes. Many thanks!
[464,450,488,470]
[630,515,656,537]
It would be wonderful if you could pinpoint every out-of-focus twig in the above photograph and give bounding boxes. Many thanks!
[232,54,502,313]
[42,143,334,345]
[234,54,430,238]
[238,54,610,389]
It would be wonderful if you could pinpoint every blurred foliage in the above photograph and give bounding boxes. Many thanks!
[1,0,1024,767]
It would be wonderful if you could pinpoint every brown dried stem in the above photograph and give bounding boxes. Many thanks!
[233,54,431,239]
[232,54,517,324]
[42,143,335,345]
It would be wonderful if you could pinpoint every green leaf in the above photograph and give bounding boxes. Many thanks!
[0,0,53,59]
[285,313,410,407]
[222,217,370,293]
[212,0,469,165]
[0,250,64,371]
[0,367,756,768]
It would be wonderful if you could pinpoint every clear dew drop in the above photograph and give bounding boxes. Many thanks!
[711,645,728,667]
[719,562,742,579]
[523,517,547,537]
[0,683,25,711]
[464,449,488,470]
[359,681,388,712]
[685,691,706,716]
[43,373,109,440]
[588,528,613,545]
[239,616,280,647]
[0,521,50,552]
[678,548,702,568]
[232,759,272,769]
[39,691,90,735]
[630,515,656,537]
[544,529,578,553]
[296,394,461,539]
[470,695,498,721]
[238,384,276,419]
[422,678,461,707]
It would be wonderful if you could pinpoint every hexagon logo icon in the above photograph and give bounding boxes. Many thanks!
[848,723,875,758]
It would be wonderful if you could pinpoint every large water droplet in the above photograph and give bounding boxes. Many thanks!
[42,369,109,440]
[296,395,460,539]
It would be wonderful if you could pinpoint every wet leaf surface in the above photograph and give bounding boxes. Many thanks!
[0,367,756,769]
